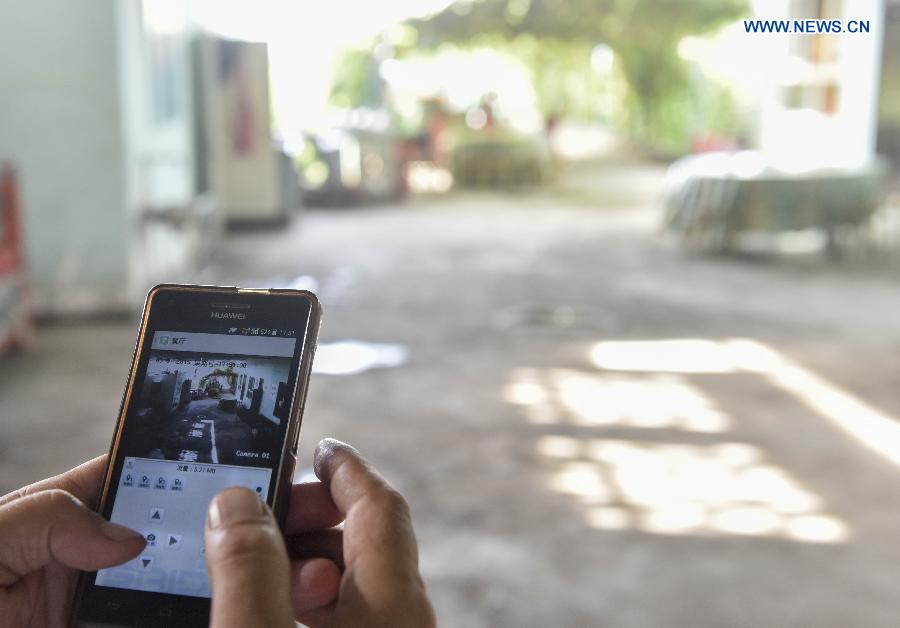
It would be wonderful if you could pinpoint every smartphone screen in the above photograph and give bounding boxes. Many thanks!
[75,286,319,626]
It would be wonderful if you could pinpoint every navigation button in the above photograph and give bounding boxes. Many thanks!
[166,533,182,549]
[149,507,165,523]
[145,532,158,547]
[138,556,154,571]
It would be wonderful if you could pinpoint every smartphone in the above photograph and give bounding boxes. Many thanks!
[71,284,321,627]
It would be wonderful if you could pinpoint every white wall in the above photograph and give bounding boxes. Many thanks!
[834,0,885,164]
[0,0,129,312]
[236,356,291,424]
[757,0,886,169]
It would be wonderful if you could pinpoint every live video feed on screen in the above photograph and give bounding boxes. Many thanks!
[124,330,298,467]
[94,330,298,598]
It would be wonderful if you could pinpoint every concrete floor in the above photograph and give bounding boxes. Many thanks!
[3,178,900,627]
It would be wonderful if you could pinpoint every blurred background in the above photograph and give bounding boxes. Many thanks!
[2,0,900,625]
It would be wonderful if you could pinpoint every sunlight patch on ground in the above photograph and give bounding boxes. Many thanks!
[588,338,900,470]
[727,340,900,469]
[537,436,847,543]
[506,368,729,432]
[313,341,408,375]
[499,337,899,544]
[590,339,739,374]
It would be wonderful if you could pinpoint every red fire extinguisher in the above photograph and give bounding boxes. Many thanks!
[0,164,33,353]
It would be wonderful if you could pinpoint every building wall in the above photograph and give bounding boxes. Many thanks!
[235,356,291,424]
[757,0,885,169]
[119,0,214,305]
[0,0,129,312]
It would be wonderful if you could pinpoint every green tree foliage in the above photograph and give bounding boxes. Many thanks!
[330,47,382,109]
[410,0,749,152]
[503,34,599,121]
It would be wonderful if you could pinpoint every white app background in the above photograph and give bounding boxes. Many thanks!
[96,457,271,598]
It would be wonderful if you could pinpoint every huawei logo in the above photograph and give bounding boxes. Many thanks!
[210,311,246,320]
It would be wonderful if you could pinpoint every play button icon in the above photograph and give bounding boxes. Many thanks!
[166,533,182,549]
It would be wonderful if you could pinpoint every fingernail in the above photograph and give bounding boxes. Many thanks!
[208,487,264,529]
[101,521,145,542]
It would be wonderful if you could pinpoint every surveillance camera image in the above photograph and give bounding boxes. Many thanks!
[95,330,298,597]
[123,333,295,468]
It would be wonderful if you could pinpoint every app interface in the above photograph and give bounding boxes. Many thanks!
[95,329,297,598]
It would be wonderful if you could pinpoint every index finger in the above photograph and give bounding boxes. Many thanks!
[313,439,419,576]
[0,455,107,508]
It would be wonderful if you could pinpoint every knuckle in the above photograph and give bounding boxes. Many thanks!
[33,488,81,511]
[1,479,46,506]
[3,486,28,503]
[372,487,410,517]
[359,488,415,550]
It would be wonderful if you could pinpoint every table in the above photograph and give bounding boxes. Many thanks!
[665,152,884,255]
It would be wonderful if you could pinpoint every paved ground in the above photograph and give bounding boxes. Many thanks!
[3,166,900,626]
[150,398,254,465]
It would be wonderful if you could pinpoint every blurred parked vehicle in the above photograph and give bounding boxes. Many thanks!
[292,109,406,206]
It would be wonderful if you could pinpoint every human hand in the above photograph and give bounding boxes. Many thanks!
[0,455,344,627]
[0,438,435,628]
[206,438,435,628]
[0,456,146,627]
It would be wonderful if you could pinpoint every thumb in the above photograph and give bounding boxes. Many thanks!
[205,487,295,628]
[0,489,145,585]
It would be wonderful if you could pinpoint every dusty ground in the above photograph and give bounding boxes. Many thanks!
[3,167,900,627]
